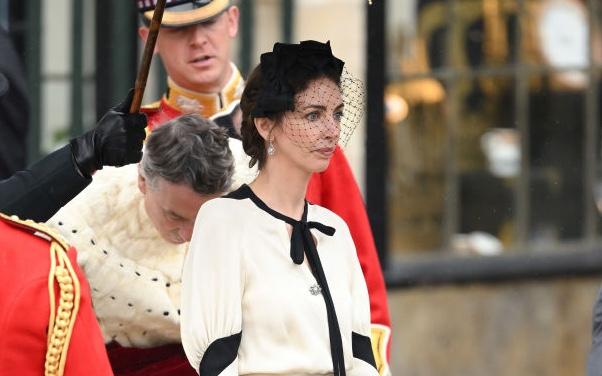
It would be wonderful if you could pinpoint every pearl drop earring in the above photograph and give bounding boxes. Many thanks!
[267,140,275,156]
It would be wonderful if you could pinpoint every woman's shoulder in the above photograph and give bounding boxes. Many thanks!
[196,192,255,223]
[192,195,256,248]
[199,195,242,213]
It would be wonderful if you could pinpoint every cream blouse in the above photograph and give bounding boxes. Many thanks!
[181,184,377,375]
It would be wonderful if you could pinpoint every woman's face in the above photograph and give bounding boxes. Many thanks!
[272,77,344,173]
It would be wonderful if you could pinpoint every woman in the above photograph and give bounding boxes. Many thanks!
[181,40,377,375]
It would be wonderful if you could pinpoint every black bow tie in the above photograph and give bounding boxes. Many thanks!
[289,220,335,265]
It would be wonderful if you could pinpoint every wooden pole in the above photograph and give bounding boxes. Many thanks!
[129,0,167,113]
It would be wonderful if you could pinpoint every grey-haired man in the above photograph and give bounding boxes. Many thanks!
[46,114,252,374]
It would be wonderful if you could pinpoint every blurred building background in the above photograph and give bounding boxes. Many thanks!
[2,0,602,374]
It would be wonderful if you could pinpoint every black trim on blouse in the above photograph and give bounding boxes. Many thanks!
[198,332,242,376]
[224,184,347,375]
[352,332,377,368]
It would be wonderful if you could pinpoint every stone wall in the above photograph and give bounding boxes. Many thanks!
[387,277,602,376]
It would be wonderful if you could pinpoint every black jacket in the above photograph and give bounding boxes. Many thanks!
[0,145,91,222]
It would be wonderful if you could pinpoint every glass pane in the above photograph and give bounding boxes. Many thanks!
[386,0,600,257]
[386,0,421,78]
[391,0,520,75]
[447,0,517,69]
[456,76,517,255]
[386,0,432,79]
[528,73,587,245]
[386,78,446,255]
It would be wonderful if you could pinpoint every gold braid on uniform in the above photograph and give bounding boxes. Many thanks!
[0,214,81,376]
[45,239,81,376]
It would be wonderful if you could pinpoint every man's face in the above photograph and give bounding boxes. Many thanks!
[138,174,220,244]
[139,6,239,93]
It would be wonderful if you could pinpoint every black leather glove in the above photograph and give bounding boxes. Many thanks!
[70,90,147,178]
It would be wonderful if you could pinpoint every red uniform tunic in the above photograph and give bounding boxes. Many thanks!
[0,214,112,376]
[110,72,392,375]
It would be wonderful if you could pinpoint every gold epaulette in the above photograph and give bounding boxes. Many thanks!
[0,213,81,376]
[0,213,69,248]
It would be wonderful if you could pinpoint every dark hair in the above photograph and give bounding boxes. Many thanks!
[240,41,343,169]
[141,114,234,194]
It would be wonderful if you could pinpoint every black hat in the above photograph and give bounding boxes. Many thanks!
[137,0,230,28]
[251,40,345,118]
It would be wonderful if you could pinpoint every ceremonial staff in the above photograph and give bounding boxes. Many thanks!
[129,0,167,113]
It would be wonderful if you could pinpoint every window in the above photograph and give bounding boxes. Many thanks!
[383,0,602,258]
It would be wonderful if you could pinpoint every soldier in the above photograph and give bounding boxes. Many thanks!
[137,0,243,130]
[129,1,391,374]
[0,213,112,376]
